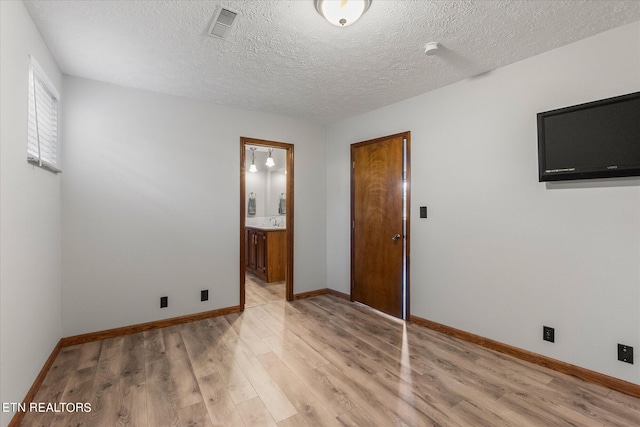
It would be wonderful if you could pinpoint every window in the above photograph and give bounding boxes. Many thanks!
[27,56,60,173]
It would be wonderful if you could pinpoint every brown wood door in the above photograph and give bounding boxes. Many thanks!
[351,133,409,319]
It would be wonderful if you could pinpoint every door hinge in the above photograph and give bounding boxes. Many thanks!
[352,161,355,169]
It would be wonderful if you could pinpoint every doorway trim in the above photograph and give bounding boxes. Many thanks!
[240,137,294,310]
[350,131,410,320]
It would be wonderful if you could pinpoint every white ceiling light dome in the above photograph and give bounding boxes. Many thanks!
[314,0,372,27]
[424,42,440,56]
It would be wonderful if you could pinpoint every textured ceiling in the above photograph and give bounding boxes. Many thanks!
[23,0,640,124]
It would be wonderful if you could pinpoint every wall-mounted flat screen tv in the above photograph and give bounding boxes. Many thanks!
[537,92,640,182]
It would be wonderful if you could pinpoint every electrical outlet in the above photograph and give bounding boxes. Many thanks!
[160,296,168,308]
[201,290,209,301]
[543,326,555,342]
[618,344,634,364]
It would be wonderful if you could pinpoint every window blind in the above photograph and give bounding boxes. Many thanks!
[27,58,60,173]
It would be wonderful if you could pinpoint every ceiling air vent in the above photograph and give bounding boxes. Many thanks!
[208,6,239,39]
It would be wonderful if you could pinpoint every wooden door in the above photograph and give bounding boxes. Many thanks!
[351,132,409,319]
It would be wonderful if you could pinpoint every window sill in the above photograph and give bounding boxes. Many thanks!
[27,158,61,174]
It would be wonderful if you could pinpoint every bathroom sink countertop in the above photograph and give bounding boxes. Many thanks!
[246,225,286,231]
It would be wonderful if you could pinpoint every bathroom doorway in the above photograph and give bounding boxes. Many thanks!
[240,137,294,310]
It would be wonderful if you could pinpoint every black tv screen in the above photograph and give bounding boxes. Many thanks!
[537,92,640,182]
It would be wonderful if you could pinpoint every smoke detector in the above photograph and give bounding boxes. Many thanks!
[424,42,440,56]
[208,6,240,39]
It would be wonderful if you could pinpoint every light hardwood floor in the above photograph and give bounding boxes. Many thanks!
[245,274,284,308]
[21,291,640,426]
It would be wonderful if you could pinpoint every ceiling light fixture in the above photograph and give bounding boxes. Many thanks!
[249,147,257,173]
[314,0,372,27]
[265,148,275,167]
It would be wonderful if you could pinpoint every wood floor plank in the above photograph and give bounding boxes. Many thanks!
[40,345,82,386]
[23,383,66,427]
[260,300,330,354]
[249,282,275,302]
[115,380,147,427]
[262,334,354,418]
[81,337,124,426]
[194,319,258,405]
[236,309,280,340]
[295,299,415,380]
[216,316,297,422]
[497,391,592,427]
[245,289,268,308]
[60,365,97,404]
[373,368,469,425]
[250,305,287,337]
[162,327,203,409]
[263,329,330,370]
[181,319,220,379]
[145,358,180,427]
[245,274,284,308]
[542,376,640,426]
[121,332,145,387]
[257,351,341,427]
[143,328,166,364]
[176,401,214,427]
[308,297,435,377]
[19,282,640,427]
[451,399,513,427]
[236,396,278,427]
[406,323,557,390]
[76,340,102,371]
[606,388,640,414]
[225,312,272,355]
[50,365,97,426]
[318,346,440,427]
[196,371,246,426]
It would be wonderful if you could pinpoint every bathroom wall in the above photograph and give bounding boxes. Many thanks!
[245,148,287,226]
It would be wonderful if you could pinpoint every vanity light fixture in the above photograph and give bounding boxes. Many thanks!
[314,0,372,27]
[249,147,257,173]
[265,148,275,167]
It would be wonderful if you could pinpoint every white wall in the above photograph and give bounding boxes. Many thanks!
[0,1,63,425]
[326,22,640,384]
[61,77,326,336]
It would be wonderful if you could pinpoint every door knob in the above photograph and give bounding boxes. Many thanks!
[392,234,402,241]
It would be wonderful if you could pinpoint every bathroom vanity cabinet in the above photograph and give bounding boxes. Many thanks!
[245,226,286,283]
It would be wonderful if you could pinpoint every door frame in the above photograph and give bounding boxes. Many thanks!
[350,131,411,319]
[240,137,294,310]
